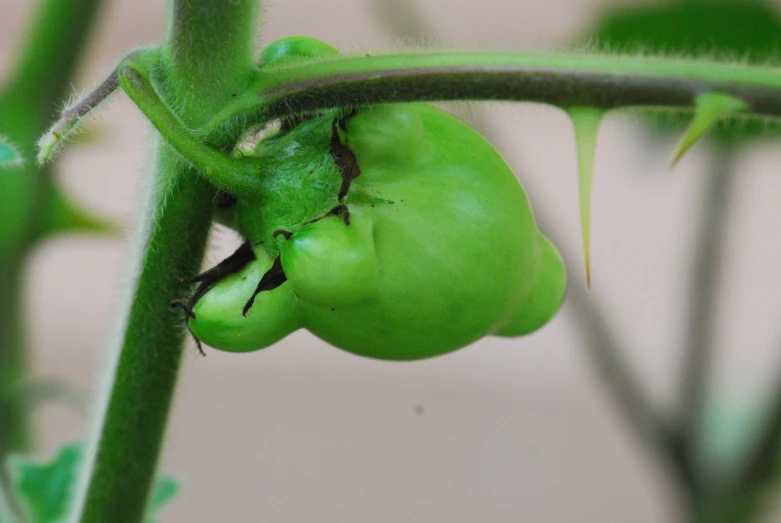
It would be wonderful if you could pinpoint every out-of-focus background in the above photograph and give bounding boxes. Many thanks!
[3,0,781,521]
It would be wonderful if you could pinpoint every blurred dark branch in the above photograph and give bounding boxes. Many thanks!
[679,146,737,489]
[366,0,693,496]
[372,0,437,43]
[564,279,696,494]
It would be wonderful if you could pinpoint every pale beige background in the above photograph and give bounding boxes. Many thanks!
[4,0,781,521]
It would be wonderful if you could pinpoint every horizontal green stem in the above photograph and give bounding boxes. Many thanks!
[207,51,781,141]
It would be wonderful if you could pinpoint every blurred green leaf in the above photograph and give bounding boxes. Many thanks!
[35,184,121,240]
[581,0,781,144]
[702,397,763,481]
[10,443,179,523]
[0,135,23,169]
[11,444,80,523]
[146,478,179,523]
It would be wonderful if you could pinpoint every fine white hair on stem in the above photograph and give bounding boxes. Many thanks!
[36,67,121,165]
[36,50,146,165]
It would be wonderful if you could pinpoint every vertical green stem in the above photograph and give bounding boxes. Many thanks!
[69,157,215,523]
[0,256,29,462]
[0,0,103,471]
[164,0,261,126]
[4,0,103,130]
[0,256,29,522]
[69,2,259,521]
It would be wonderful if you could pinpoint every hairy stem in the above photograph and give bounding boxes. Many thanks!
[679,147,737,490]
[208,51,781,141]
[37,58,125,164]
[736,347,781,490]
[68,1,260,521]
[118,64,265,195]
[68,157,215,523]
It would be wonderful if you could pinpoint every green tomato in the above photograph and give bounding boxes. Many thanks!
[185,38,566,361]
[186,247,301,352]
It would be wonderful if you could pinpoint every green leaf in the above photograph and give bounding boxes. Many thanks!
[10,444,80,523]
[580,0,781,144]
[35,184,121,240]
[9,444,179,523]
[0,135,23,169]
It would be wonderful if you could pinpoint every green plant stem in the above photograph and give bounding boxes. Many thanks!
[165,0,260,111]
[36,58,125,164]
[69,159,215,523]
[208,51,781,140]
[679,146,737,490]
[68,1,260,521]
[118,63,265,195]
[0,0,102,476]
[0,255,28,522]
[3,0,103,130]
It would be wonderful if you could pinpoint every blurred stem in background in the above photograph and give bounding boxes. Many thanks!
[0,0,105,469]
[368,1,776,522]
[679,146,736,488]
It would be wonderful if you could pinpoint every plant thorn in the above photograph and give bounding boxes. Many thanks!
[567,107,605,288]
[671,92,749,167]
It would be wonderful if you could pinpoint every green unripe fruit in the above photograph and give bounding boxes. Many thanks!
[279,215,379,308]
[189,255,301,352]
[185,37,567,360]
